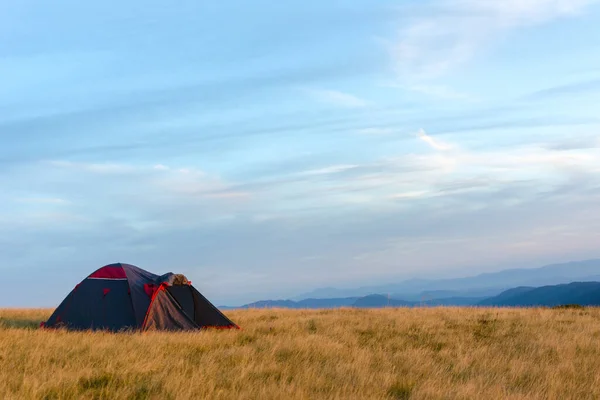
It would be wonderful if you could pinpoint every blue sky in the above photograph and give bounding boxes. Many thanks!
[2,0,600,306]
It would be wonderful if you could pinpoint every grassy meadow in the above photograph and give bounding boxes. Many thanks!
[1,307,600,399]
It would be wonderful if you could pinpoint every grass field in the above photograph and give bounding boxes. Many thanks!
[1,307,600,399]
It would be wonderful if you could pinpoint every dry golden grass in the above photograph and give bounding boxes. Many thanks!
[2,307,600,399]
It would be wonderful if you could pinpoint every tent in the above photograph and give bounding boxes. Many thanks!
[42,263,239,331]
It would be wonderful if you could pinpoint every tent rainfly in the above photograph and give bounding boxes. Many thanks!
[42,263,239,331]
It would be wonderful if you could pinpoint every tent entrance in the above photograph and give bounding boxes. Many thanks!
[142,285,198,331]
[167,285,239,329]
[166,286,195,321]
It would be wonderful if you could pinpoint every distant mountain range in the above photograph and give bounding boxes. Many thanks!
[479,282,600,307]
[225,282,600,309]
[234,297,359,309]
[221,259,600,309]
[292,259,600,300]
[223,294,485,309]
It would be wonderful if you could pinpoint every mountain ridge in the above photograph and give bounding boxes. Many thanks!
[291,259,600,300]
[222,281,600,309]
[479,281,600,307]
[220,259,600,308]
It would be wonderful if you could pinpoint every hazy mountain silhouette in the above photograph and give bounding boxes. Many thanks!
[476,286,535,305]
[220,259,600,309]
[228,294,487,309]
[231,297,359,309]
[293,259,600,300]
[352,295,485,308]
[419,297,486,306]
[394,288,505,302]
[478,282,600,307]
[353,295,412,308]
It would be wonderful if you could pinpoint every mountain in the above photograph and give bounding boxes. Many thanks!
[476,286,535,305]
[234,297,359,309]
[293,259,600,300]
[227,294,488,309]
[420,297,486,306]
[219,259,600,309]
[478,282,600,307]
[297,297,358,308]
[352,295,413,308]
[240,300,298,308]
[393,288,505,302]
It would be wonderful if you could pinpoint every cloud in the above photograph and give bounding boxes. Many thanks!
[391,0,599,82]
[406,84,474,101]
[4,0,600,307]
[302,164,360,175]
[3,132,600,306]
[543,136,600,151]
[389,191,430,200]
[22,161,253,219]
[167,129,599,222]
[49,160,137,174]
[15,197,69,205]
[32,134,598,220]
[357,127,397,136]
[523,78,600,100]
[464,0,596,24]
[417,129,454,151]
[306,88,369,108]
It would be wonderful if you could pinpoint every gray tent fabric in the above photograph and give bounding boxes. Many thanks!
[143,289,199,331]
[167,285,238,328]
[121,264,161,326]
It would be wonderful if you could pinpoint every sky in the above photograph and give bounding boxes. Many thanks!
[2,0,600,306]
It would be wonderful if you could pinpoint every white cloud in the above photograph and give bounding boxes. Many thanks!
[306,89,369,108]
[407,84,474,101]
[464,0,596,24]
[23,134,600,226]
[15,197,69,205]
[303,164,359,175]
[45,161,251,205]
[49,160,136,174]
[389,191,430,200]
[357,127,397,135]
[417,129,454,151]
[271,130,600,210]
[392,0,599,82]
[155,169,251,200]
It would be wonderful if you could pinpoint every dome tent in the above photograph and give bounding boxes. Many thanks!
[43,263,238,331]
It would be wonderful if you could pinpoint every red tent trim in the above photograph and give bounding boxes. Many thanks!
[88,265,127,279]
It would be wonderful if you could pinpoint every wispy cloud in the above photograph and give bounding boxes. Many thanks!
[523,78,600,100]
[389,190,430,200]
[15,197,69,205]
[305,88,369,108]
[417,129,454,151]
[4,133,600,305]
[46,161,252,205]
[543,136,600,151]
[391,0,599,82]
[302,164,360,175]
[48,160,138,174]
[357,127,397,136]
[407,84,474,101]
[299,129,600,207]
